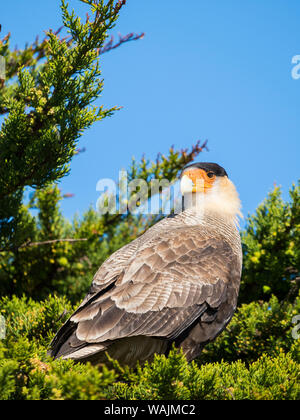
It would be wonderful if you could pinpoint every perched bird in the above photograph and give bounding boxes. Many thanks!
[49,162,242,367]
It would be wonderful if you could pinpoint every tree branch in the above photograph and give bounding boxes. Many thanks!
[98,32,145,55]
[19,238,88,249]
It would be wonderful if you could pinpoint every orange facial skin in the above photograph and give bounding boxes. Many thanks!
[183,168,216,193]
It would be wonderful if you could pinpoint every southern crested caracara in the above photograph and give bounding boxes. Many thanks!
[49,162,242,366]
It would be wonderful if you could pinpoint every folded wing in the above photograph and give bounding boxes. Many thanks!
[49,225,240,364]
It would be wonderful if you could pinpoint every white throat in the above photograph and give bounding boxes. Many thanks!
[182,177,242,224]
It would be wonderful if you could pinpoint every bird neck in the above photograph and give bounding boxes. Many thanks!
[182,189,242,226]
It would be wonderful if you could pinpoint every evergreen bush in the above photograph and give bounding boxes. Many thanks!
[0,0,299,400]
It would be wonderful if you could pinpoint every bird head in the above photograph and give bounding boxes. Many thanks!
[180,162,242,221]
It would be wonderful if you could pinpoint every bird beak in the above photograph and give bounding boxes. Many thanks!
[181,169,214,194]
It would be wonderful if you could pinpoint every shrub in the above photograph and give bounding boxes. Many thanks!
[200,294,300,364]
[0,294,299,400]
[109,348,300,400]
[240,182,300,303]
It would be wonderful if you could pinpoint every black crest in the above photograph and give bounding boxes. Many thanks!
[181,162,228,178]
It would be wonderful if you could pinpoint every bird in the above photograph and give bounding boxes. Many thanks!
[49,162,242,367]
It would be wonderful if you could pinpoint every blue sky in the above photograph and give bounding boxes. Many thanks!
[1,0,300,224]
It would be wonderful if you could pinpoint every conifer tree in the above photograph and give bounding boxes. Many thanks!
[0,0,141,251]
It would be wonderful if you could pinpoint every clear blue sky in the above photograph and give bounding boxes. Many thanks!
[2,0,300,223]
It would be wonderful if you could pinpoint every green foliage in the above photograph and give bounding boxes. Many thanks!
[0,294,118,400]
[0,294,73,347]
[240,182,300,303]
[0,0,126,251]
[0,295,299,400]
[200,294,300,364]
[0,345,118,400]
[110,348,299,400]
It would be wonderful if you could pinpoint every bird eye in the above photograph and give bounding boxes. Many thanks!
[207,172,215,179]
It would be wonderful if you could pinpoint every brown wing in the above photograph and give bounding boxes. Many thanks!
[49,225,241,361]
[76,235,142,309]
